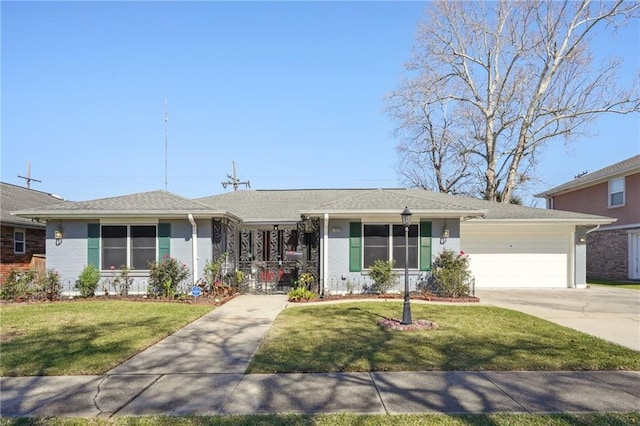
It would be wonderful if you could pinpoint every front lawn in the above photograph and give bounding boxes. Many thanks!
[588,279,640,290]
[1,413,640,426]
[248,302,639,373]
[0,300,214,376]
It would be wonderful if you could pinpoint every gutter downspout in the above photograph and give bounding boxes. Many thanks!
[323,213,329,297]
[586,224,601,234]
[188,214,198,285]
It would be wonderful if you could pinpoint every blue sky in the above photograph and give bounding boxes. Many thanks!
[2,1,639,205]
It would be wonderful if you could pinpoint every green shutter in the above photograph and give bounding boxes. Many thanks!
[419,221,432,271]
[87,223,100,269]
[158,223,171,260]
[349,222,362,272]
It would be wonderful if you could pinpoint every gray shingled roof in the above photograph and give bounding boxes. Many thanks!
[1,182,65,227]
[12,190,239,220]
[536,154,640,197]
[417,190,613,222]
[196,189,372,223]
[197,188,613,224]
[12,187,614,225]
[302,189,484,216]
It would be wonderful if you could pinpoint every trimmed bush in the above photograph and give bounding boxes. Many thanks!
[368,259,397,294]
[38,269,62,301]
[287,287,316,302]
[0,269,37,300]
[148,256,190,298]
[76,264,101,297]
[427,249,472,298]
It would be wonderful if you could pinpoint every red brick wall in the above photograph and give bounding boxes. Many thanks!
[586,229,629,280]
[0,225,46,284]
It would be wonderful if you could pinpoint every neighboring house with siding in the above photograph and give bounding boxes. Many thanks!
[12,187,614,296]
[0,182,64,283]
[536,154,640,281]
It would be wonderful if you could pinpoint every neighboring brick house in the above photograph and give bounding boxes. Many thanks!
[0,182,64,284]
[536,155,640,281]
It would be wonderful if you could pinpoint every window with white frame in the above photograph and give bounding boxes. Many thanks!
[14,229,25,254]
[363,224,418,269]
[609,177,625,207]
[101,225,157,270]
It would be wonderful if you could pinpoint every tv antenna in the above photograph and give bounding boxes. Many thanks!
[221,161,250,191]
[164,98,169,191]
[18,162,42,189]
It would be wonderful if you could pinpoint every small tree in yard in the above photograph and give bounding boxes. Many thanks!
[368,260,398,294]
[149,256,190,298]
[427,250,472,298]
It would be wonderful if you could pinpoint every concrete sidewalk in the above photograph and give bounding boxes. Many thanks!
[2,293,639,418]
[2,371,639,417]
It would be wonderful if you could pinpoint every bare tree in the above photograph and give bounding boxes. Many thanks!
[388,0,640,202]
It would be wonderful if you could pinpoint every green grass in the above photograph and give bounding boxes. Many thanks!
[248,302,640,373]
[2,413,640,425]
[0,301,214,376]
[588,279,640,290]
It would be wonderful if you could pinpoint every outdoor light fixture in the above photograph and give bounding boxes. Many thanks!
[54,224,64,245]
[442,222,450,239]
[273,224,279,231]
[400,206,412,325]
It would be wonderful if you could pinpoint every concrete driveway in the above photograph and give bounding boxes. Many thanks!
[475,286,640,351]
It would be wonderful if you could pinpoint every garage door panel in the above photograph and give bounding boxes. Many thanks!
[462,226,570,288]
[468,253,567,287]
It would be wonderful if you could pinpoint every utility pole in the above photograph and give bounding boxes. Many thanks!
[221,161,250,191]
[18,162,42,189]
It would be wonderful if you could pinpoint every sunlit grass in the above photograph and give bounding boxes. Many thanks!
[0,301,214,376]
[2,413,640,426]
[588,279,640,290]
[248,302,640,373]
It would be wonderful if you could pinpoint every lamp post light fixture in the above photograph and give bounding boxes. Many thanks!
[400,206,412,325]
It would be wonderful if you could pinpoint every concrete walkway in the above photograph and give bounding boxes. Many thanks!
[1,294,639,418]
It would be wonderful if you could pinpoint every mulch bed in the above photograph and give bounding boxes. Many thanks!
[311,293,479,303]
[2,294,237,306]
[378,317,440,331]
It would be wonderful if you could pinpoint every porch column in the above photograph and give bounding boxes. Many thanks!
[323,213,329,296]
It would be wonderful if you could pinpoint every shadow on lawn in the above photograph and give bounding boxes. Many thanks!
[1,316,167,376]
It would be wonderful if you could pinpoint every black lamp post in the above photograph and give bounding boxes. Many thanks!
[401,206,412,325]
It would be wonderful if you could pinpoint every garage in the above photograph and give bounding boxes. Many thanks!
[461,223,572,288]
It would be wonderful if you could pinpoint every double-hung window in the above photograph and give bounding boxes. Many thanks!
[392,224,418,269]
[362,224,419,269]
[609,177,625,207]
[101,225,157,270]
[14,229,25,254]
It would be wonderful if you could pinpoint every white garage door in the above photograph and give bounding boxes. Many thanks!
[461,224,571,288]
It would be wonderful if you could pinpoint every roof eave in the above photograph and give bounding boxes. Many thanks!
[536,165,640,197]
[464,218,617,225]
[299,209,487,218]
[11,210,242,222]
[0,219,47,229]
